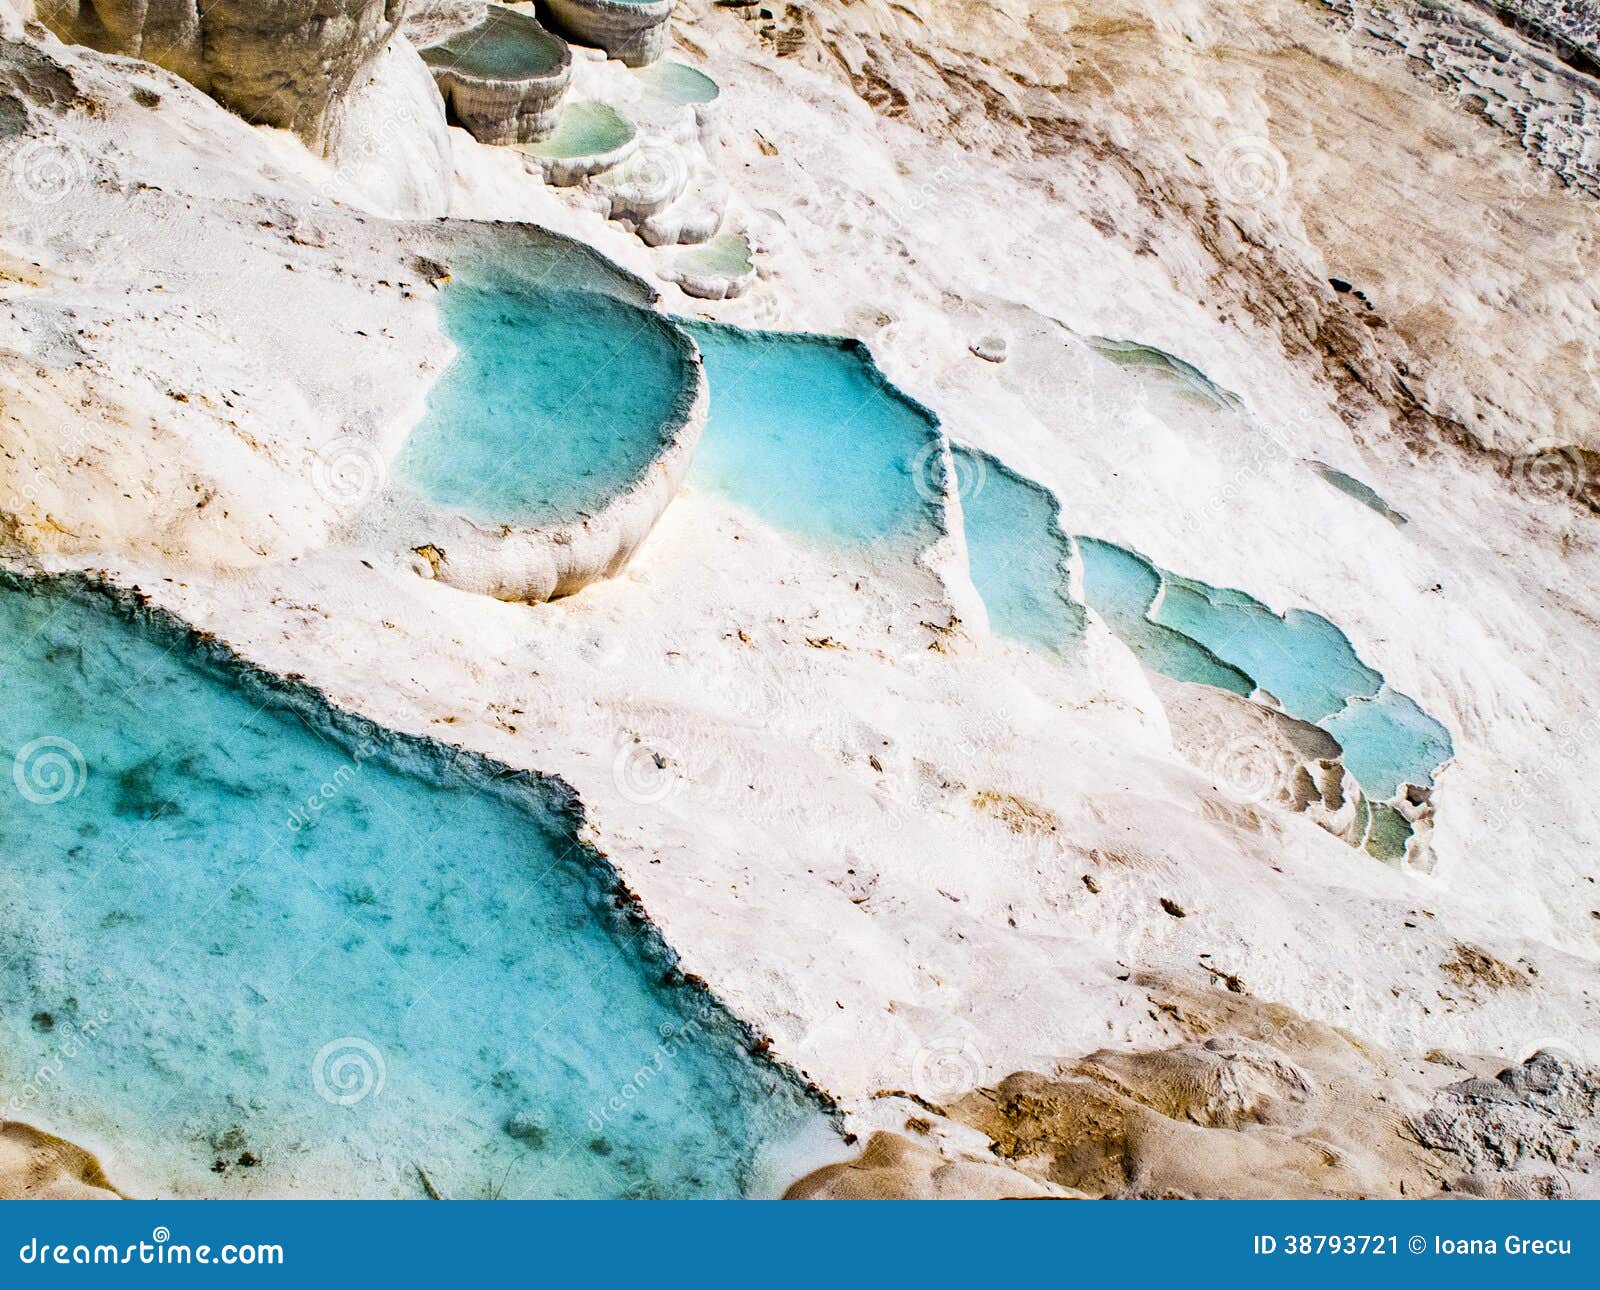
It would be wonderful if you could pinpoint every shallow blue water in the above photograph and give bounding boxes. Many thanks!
[953,447,1085,651]
[0,577,832,1198]
[1321,687,1453,799]
[1076,539,1255,695]
[684,324,943,548]
[399,283,690,527]
[1151,577,1381,723]
[676,320,1450,802]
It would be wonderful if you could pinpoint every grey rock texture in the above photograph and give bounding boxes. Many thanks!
[543,0,672,68]
[401,0,484,46]
[33,0,405,146]
[1412,1050,1600,1193]
[419,3,570,143]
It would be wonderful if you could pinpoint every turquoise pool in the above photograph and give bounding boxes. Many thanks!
[518,101,635,160]
[0,576,834,1198]
[635,60,720,105]
[420,5,567,80]
[684,324,943,548]
[1150,576,1381,723]
[398,282,693,528]
[1321,687,1454,800]
[952,447,1085,652]
[1076,539,1254,695]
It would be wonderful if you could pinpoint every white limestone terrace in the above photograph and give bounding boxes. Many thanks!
[543,0,676,69]
[5,0,1600,1197]
[420,3,573,143]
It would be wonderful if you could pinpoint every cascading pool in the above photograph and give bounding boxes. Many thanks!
[1149,575,1382,723]
[0,575,835,1198]
[1075,540,1255,696]
[420,5,568,81]
[950,447,1085,652]
[683,323,944,549]
[651,314,1451,840]
[1320,686,1454,801]
[397,281,693,527]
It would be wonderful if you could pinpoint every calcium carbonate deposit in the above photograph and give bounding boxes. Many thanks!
[2,0,1598,1199]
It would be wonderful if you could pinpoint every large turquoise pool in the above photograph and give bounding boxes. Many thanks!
[398,282,693,528]
[0,576,834,1198]
[684,324,944,548]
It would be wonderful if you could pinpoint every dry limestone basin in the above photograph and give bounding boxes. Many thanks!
[420,3,573,143]
[543,0,674,68]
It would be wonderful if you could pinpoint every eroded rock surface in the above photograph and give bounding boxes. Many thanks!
[34,0,406,145]
[792,974,1600,1199]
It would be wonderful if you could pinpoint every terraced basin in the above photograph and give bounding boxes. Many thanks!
[421,4,573,143]
[544,0,674,68]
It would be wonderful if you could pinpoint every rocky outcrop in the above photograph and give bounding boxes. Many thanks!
[0,1120,122,1200]
[419,3,570,143]
[401,0,484,47]
[792,974,1600,1200]
[1412,1049,1600,1191]
[543,0,673,68]
[34,0,406,147]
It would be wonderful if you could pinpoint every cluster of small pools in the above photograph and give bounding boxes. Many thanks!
[0,256,1452,1197]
